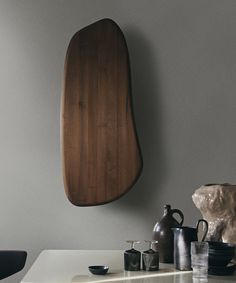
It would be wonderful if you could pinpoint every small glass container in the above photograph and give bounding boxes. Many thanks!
[191,241,209,279]
[142,240,159,271]
[124,240,141,271]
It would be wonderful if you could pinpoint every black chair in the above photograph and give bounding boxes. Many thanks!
[0,251,27,280]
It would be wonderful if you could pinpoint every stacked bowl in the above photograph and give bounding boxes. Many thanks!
[208,241,235,276]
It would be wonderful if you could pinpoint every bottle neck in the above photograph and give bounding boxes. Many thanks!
[163,205,171,216]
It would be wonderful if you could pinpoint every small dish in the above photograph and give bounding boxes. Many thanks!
[88,266,109,275]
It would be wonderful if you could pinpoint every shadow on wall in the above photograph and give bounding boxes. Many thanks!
[109,27,167,212]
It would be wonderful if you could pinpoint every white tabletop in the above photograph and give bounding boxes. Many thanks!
[21,250,236,283]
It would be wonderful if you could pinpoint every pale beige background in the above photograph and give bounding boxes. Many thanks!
[0,0,236,282]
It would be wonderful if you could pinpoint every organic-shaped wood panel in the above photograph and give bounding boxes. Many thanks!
[61,19,142,206]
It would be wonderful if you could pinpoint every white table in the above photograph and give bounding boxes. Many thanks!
[21,250,236,283]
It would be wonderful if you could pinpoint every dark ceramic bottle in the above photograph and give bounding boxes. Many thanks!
[152,204,184,263]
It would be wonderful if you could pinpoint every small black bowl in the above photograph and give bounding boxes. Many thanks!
[88,266,109,275]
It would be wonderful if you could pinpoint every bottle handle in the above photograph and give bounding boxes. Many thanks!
[196,219,208,241]
[171,209,184,225]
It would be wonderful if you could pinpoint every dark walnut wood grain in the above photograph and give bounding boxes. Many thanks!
[61,19,142,206]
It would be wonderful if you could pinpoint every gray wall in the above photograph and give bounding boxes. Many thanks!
[0,0,236,282]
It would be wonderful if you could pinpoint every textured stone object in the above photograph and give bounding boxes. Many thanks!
[192,184,236,243]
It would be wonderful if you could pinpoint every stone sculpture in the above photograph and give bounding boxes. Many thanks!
[192,184,236,243]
